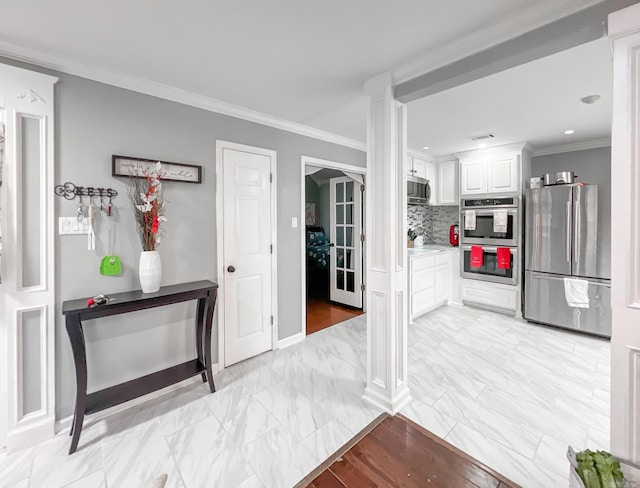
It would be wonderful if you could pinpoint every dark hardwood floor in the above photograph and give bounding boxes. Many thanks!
[302,415,519,488]
[306,298,364,335]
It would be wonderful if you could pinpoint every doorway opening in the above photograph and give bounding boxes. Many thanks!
[301,157,366,335]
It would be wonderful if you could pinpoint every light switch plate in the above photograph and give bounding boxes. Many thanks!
[291,217,298,228]
[59,217,89,235]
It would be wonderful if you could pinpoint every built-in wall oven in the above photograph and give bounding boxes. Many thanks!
[460,197,519,247]
[461,245,518,285]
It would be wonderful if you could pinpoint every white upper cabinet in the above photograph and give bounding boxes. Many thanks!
[460,159,487,195]
[487,156,518,194]
[459,147,525,197]
[437,160,458,205]
[412,157,427,179]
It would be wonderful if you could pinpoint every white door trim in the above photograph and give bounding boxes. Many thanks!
[216,140,278,371]
[299,156,367,339]
[0,63,58,452]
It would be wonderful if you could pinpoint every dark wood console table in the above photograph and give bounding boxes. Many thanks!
[62,280,218,454]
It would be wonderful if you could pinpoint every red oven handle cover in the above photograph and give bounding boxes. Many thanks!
[470,246,484,268]
[497,247,511,269]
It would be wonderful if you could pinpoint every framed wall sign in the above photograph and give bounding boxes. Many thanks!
[112,155,202,184]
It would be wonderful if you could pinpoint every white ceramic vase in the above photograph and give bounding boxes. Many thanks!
[139,250,162,293]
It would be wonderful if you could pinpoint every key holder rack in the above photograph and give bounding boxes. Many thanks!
[54,182,118,216]
[55,182,118,201]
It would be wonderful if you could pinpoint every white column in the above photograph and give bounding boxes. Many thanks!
[609,4,640,463]
[362,72,411,413]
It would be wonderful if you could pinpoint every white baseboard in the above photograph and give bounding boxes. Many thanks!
[277,332,305,349]
[55,363,219,434]
[6,414,55,453]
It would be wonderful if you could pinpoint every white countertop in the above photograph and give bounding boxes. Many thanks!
[407,244,455,255]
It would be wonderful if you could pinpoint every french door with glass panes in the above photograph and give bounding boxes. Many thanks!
[329,176,363,308]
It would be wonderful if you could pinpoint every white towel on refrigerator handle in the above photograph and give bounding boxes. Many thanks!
[464,210,476,230]
[563,278,590,308]
[493,210,508,233]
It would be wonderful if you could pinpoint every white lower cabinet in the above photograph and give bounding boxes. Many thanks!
[450,248,462,305]
[460,279,518,313]
[409,250,451,321]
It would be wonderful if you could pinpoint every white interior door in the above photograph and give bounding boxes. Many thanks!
[221,144,274,367]
[329,176,363,308]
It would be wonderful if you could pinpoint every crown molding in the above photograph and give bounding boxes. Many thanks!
[532,137,611,156]
[454,141,531,160]
[392,0,607,85]
[0,40,367,152]
[407,147,436,163]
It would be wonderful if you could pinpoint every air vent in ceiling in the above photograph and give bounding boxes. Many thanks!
[470,133,496,141]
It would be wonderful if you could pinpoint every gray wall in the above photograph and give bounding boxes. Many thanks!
[305,176,321,225]
[318,183,331,232]
[1,58,365,418]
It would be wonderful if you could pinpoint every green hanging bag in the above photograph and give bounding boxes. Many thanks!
[100,255,122,276]
[99,209,122,276]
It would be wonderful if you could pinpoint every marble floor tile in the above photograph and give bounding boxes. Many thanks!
[254,381,330,442]
[101,420,182,488]
[145,385,214,437]
[207,384,281,447]
[227,360,284,395]
[243,426,319,488]
[399,398,457,439]
[168,416,255,488]
[29,431,103,488]
[297,419,355,465]
[446,423,565,488]
[407,360,448,405]
[63,470,106,488]
[532,434,572,484]
[0,447,33,488]
[475,386,588,449]
[434,390,542,458]
[3,481,28,488]
[320,389,383,436]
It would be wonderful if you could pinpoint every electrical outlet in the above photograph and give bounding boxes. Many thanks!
[59,217,89,235]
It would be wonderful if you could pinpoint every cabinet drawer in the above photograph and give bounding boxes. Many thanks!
[435,252,450,267]
[461,281,517,311]
[412,288,435,315]
[410,255,435,272]
[411,270,435,293]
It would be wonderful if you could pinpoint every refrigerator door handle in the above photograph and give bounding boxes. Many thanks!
[574,201,580,263]
[566,201,572,263]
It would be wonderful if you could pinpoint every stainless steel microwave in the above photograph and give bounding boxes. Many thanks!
[407,176,430,205]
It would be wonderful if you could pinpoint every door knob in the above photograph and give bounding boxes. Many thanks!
[227,265,236,273]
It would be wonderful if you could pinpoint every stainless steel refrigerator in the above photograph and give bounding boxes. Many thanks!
[524,184,611,337]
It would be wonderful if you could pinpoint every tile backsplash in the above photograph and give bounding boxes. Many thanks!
[407,205,459,244]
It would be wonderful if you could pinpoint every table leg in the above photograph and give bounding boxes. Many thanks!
[196,298,206,383]
[204,290,217,393]
[66,314,87,454]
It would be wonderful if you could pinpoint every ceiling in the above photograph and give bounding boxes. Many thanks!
[0,0,602,129]
[406,37,613,157]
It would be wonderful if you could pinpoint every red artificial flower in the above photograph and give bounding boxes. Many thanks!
[151,215,159,234]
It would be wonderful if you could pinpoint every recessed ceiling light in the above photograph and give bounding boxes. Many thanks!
[422,146,430,150]
[564,129,575,135]
[478,143,488,149]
